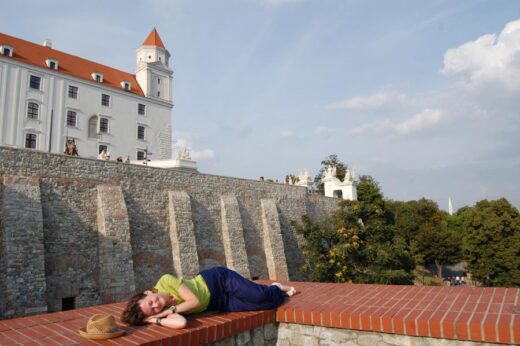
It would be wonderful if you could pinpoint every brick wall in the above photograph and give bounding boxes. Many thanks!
[0,146,338,318]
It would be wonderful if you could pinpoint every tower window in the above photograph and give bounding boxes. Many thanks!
[29,75,41,90]
[157,78,160,84]
[67,111,77,127]
[157,91,160,97]
[25,133,37,149]
[27,102,39,119]
[137,125,145,140]
[101,94,110,107]
[137,150,145,160]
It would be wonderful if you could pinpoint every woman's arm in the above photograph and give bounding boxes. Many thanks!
[144,313,187,329]
[174,283,200,313]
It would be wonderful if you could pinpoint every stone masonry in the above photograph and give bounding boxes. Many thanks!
[0,175,47,318]
[0,146,338,318]
[261,199,290,282]
[221,195,251,279]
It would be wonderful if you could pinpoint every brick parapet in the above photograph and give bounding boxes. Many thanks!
[1,282,518,345]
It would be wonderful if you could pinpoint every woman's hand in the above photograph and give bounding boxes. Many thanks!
[144,312,187,329]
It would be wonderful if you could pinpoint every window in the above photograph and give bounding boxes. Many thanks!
[137,125,145,140]
[46,59,58,70]
[27,102,39,119]
[92,73,103,83]
[121,81,131,91]
[99,117,109,133]
[68,86,78,99]
[157,91,160,97]
[1,45,13,57]
[137,150,145,161]
[25,133,37,149]
[138,104,146,115]
[29,75,41,90]
[88,116,97,138]
[99,144,108,154]
[157,78,161,85]
[101,94,110,107]
[67,111,77,127]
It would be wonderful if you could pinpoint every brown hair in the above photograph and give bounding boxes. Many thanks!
[121,292,146,325]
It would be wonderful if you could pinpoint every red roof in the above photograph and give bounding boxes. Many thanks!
[0,32,145,96]
[142,28,165,49]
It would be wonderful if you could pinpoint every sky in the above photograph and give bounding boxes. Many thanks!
[2,0,520,211]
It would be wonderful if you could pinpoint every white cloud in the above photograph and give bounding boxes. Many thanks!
[279,130,302,139]
[172,133,215,161]
[315,126,334,137]
[220,121,253,137]
[442,19,520,91]
[261,0,306,6]
[351,109,443,136]
[327,90,409,111]
[395,109,443,135]
[191,149,215,160]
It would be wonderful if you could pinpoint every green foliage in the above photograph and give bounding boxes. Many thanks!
[388,198,462,278]
[293,175,415,285]
[313,154,348,193]
[461,198,520,287]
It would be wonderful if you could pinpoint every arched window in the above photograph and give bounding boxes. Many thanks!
[88,116,97,138]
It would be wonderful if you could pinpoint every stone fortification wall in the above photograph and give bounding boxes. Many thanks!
[0,146,338,319]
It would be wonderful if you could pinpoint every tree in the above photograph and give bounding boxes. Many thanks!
[462,198,520,287]
[293,175,415,285]
[313,154,348,194]
[388,198,462,278]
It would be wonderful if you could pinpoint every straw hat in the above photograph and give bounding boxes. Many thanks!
[78,314,125,340]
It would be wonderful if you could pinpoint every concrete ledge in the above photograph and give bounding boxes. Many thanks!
[1,282,519,345]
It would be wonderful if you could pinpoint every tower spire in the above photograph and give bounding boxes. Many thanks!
[142,28,165,49]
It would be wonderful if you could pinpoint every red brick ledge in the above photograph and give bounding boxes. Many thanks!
[0,302,275,345]
[278,282,520,345]
[1,282,519,345]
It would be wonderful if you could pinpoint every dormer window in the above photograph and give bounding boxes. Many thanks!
[121,81,131,91]
[1,45,13,57]
[46,58,58,70]
[92,73,103,83]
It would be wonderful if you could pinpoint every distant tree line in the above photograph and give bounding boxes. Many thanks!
[292,155,520,287]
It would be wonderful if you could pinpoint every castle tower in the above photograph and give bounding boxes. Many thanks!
[136,28,173,102]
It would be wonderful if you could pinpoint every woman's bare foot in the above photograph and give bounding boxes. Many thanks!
[272,282,297,296]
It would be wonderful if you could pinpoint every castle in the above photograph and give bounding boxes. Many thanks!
[0,29,173,161]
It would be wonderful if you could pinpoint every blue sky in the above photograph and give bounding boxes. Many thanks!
[2,0,520,211]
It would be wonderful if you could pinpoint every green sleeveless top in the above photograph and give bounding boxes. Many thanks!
[154,274,211,314]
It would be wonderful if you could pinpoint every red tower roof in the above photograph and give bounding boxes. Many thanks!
[142,28,165,49]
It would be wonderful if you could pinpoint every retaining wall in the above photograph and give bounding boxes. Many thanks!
[0,146,338,319]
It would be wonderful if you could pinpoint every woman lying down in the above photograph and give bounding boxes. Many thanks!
[121,266,296,329]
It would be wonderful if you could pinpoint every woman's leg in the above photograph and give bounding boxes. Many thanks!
[219,268,287,311]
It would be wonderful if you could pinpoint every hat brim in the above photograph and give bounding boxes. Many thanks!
[78,327,125,340]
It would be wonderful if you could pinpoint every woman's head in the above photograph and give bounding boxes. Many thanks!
[121,292,147,325]
[121,291,171,325]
